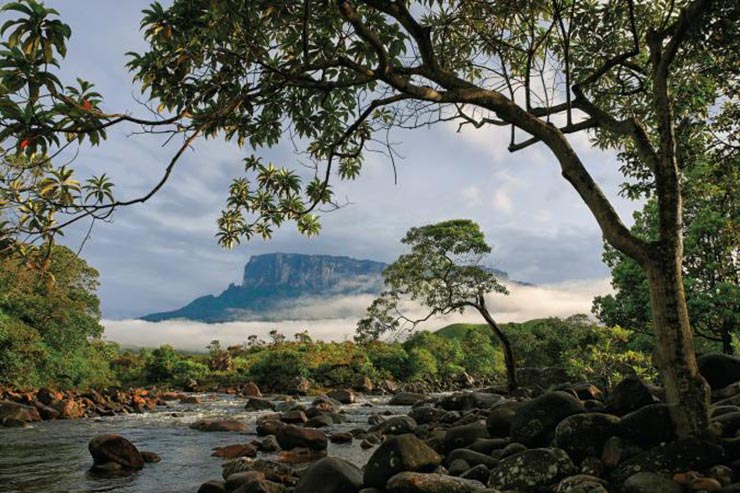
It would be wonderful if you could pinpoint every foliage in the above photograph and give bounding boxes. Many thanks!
[564,326,657,389]
[0,244,113,388]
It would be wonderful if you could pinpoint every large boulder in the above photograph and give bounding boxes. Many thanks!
[369,416,417,436]
[621,472,683,493]
[88,434,144,470]
[385,472,485,493]
[619,404,676,448]
[245,398,276,412]
[698,353,740,390]
[275,425,328,451]
[605,376,656,416]
[488,447,575,491]
[443,422,490,452]
[553,413,620,463]
[294,457,363,493]
[327,389,355,405]
[611,439,725,484]
[363,434,442,489]
[510,391,584,447]
[0,400,41,426]
[437,392,504,411]
[486,400,525,438]
[241,382,262,397]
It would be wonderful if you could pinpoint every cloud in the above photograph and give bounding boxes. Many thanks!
[102,277,613,351]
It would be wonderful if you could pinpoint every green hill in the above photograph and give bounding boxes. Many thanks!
[435,323,491,339]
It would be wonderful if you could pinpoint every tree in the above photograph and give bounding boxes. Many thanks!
[594,145,739,354]
[2,0,736,437]
[357,219,518,391]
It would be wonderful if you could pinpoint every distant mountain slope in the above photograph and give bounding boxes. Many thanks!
[141,253,387,322]
[141,252,524,323]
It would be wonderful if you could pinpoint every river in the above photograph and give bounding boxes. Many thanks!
[0,393,403,493]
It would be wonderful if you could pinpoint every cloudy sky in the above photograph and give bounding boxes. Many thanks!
[33,2,641,346]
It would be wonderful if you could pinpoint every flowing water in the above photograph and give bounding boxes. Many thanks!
[0,393,404,493]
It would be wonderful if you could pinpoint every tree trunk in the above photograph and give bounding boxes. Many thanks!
[645,249,711,438]
[721,322,734,355]
[476,301,518,393]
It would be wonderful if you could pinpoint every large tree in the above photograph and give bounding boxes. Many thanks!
[357,219,518,391]
[1,0,737,437]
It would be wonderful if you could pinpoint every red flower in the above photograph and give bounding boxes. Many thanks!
[83,99,93,111]
[19,139,30,149]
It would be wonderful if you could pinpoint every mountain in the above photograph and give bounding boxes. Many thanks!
[141,253,387,322]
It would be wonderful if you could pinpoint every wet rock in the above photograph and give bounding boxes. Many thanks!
[330,432,353,444]
[0,400,41,425]
[448,458,470,476]
[622,472,682,493]
[312,395,343,412]
[459,464,490,483]
[487,447,575,491]
[555,474,608,493]
[446,448,498,469]
[242,382,262,397]
[305,414,334,428]
[212,444,258,459]
[276,447,327,464]
[245,398,276,412]
[181,396,201,404]
[510,391,584,447]
[438,392,504,411]
[190,419,248,433]
[388,392,427,406]
[486,400,525,438]
[553,412,620,463]
[714,412,740,438]
[444,422,490,452]
[260,435,280,452]
[280,410,307,424]
[141,451,161,463]
[226,471,266,491]
[32,400,61,420]
[88,434,144,470]
[198,480,226,493]
[606,376,656,416]
[619,404,676,448]
[363,434,442,489]
[386,472,485,493]
[611,439,725,484]
[601,436,623,469]
[353,376,374,393]
[698,354,740,390]
[467,438,509,455]
[369,415,417,435]
[294,457,363,493]
[327,389,355,405]
[275,425,327,451]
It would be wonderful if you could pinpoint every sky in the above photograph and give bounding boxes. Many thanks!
[33,2,642,347]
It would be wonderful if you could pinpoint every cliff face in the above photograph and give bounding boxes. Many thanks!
[141,253,387,323]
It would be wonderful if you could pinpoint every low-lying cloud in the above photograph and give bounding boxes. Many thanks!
[102,277,613,351]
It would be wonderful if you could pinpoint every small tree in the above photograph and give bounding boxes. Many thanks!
[357,219,518,391]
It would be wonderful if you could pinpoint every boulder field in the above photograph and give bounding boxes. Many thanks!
[193,353,740,493]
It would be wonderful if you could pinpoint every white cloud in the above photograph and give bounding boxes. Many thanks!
[102,277,613,350]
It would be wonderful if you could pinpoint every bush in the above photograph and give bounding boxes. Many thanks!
[171,359,209,386]
[248,348,309,390]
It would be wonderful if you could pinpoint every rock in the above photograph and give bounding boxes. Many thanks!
[245,398,276,412]
[459,464,490,483]
[606,376,656,416]
[601,436,623,469]
[287,376,311,395]
[571,383,604,401]
[714,412,740,438]
[409,405,454,425]
[141,451,161,463]
[369,416,417,435]
[225,471,266,491]
[260,435,280,452]
[611,439,726,484]
[327,389,355,405]
[467,438,509,455]
[280,410,307,424]
[389,392,428,406]
[510,391,584,447]
[488,448,575,491]
[690,477,723,491]
[275,425,327,451]
[446,449,498,469]
[181,396,201,404]
[256,416,286,436]
[190,419,249,433]
[198,480,227,493]
[555,474,608,493]
[88,434,144,470]
[330,432,353,444]
[242,382,262,397]
[553,412,621,463]
[294,457,363,493]
[183,379,198,392]
[486,400,525,438]
[305,414,334,428]
[0,400,41,425]
[448,459,470,476]
[212,444,258,459]
[386,472,485,493]
[438,392,504,411]
[276,447,327,465]
[444,422,490,452]
[622,472,682,493]
[698,354,740,390]
[363,434,442,489]
[312,395,343,412]
[354,376,374,393]
[707,465,734,486]
[619,404,676,448]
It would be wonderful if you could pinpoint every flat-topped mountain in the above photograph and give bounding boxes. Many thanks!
[141,253,387,322]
